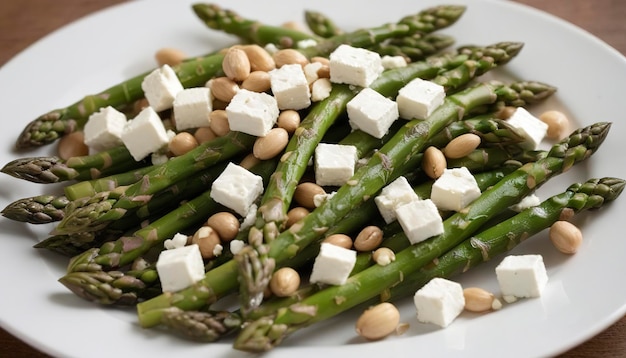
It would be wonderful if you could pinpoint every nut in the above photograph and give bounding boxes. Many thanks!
[169,132,199,156]
[206,212,240,242]
[294,182,326,209]
[222,47,251,82]
[496,106,516,119]
[209,109,230,137]
[239,153,261,170]
[463,287,495,313]
[273,48,309,68]
[241,71,272,92]
[354,226,384,252]
[322,234,353,249]
[194,127,217,144]
[57,131,89,160]
[241,44,276,72]
[443,133,481,159]
[269,267,301,297]
[208,77,239,102]
[355,302,400,341]
[190,226,221,259]
[372,247,395,266]
[277,110,301,134]
[155,47,186,67]
[422,146,447,179]
[549,220,582,254]
[539,110,569,139]
[253,127,289,160]
[285,207,309,228]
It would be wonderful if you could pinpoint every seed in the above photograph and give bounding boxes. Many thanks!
[57,131,89,160]
[443,133,481,159]
[241,71,272,92]
[239,153,261,170]
[253,127,289,160]
[269,267,301,297]
[549,220,583,254]
[206,212,240,242]
[194,126,216,144]
[354,226,384,252]
[285,207,310,228]
[322,234,353,249]
[169,132,198,156]
[273,48,309,68]
[241,44,276,72]
[222,47,251,82]
[463,287,495,313]
[422,146,447,179]
[277,110,301,134]
[208,77,239,102]
[209,109,230,137]
[372,247,396,266]
[155,47,187,67]
[311,56,330,66]
[190,226,221,259]
[355,302,400,341]
[539,110,569,139]
[496,106,516,119]
[294,182,326,210]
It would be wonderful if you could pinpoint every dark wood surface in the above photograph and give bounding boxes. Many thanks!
[0,1,624,356]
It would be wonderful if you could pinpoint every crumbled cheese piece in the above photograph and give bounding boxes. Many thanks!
[329,44,383,87]
[121,107,170,161]
[431,167,481,212]
[239,203,258,231]
[83,106,127,151]
[506,107,549,150]
[164,233,188,250]
[172,87,212,131]
[213,244,223,257]
[141,64,184,112]
[269,64,311,110]
[381,55,408,69]
[297,39,318,49]
[396,198,444,244]
[374,176,419,224]
[313,191,336,208]
[151,153,169,165]
[309,243,357,285]
[226,89,279,137]
[303,62,323,84]
[210,163,264,216]
[414,277,465,328]
[495,254,548,298]
[509,194,541,212]
[264,43,279,54]
[491,298,503,310]
[347,87,399,139]
[396,78,446,120]
[311,78,332,102]
[230,240,246,255]
[156,244,205,292]
[314,143,358,186]
[503,295,518,303]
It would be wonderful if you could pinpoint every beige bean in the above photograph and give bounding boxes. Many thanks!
[463,287,495,313]
[273,48,309,68]
[169,132,198,156]
[294,182,326,209]
[277,110,301,134]
[190,226,221,259]
[253,127,289,160]
[194,126,217,144]
[549,220,583,254]
[354,226,384,252]
[355,302,400,341]
[539,110,569,139]
[209,109,230,137]
[155,47,187,67]
[241,71,272,92]
[241,44,276,72]
[206,212,240,242]
[372,247,395,266]
[497,106,516,119]
[57,131,89,160]
[285,207,310,228]
[443,133,481,159]
[322,234,353,250]
[209,77,239,102]
[422,146,447,179]
[239,153,261,170]
[269,267,301,297]
[222,47,251,82]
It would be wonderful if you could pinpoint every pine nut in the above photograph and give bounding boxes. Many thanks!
[169,132,198,156]
[241,71,271,92]
[422,146,447,179]
[443,133,481,159]
[209,109,230,137]
[294,182,326,209]
[322,234,353,249]
[539,110,569,139]
[285,207,309,228]
[354,226,383,252]
[463,287,495,312]
[549,220,582,254]
[253,127,289,160]
[206,212,240,242]
[269,267,300,297]
[57,131,89,160]
[155,47,187,67]
[222,47,251,82]
[355,302,400,341]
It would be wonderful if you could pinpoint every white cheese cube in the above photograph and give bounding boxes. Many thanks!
[269,64,311,110]
[210,162,264,216]
[172,87,212,131]
[156,244,205,292]
[506,107,549,150]
[509,194,541,212]
[121,107,170,161]
[414,277,465,328]
[381,55,408,69]
[495,254,548,298]
[309,243,357,285]
[374,176,419,224]
[226,89,279,137]
[329,44,383,87]
[141,64,184,112]
[311,78,332,102]
[396,78,446,120]
[431,167,481,212]
[347,87,399,139]
[314,143,358,186]
[83,106,127,151]
[396,198,444,244]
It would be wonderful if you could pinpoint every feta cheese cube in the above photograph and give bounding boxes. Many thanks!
[381,55,408,69]
[210,162,264,216]
[506,107,549,150]
[311,78,332,102]
[156,244,205,292]
[314,143,358,186]
[309,243,357,285]
[329,44,383,87]
[414,277,465,328]
[269,64,311,110]
[495,254,548,298]
[121,107,170,161]
[141,64,184,112]
[226,89,279,137]
[396,198,444,244]
[431,167,481,212]
[347,87,399,139]
[172,87,212,131]
[83,106,127,151]
[374,176,419,224]
[396,78,446,120]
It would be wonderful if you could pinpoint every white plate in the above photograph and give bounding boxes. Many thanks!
[1,0,625,357]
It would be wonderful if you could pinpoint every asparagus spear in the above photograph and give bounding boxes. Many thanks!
[135,80,556,328]
[304,10,344,38]
[370,33,456,62]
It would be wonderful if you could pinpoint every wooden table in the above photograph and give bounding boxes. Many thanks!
[0,1,624,356]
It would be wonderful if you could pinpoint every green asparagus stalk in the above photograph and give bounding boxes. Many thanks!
[1,195,69,224]
[371,33,456,62]
[135,80,555,328]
